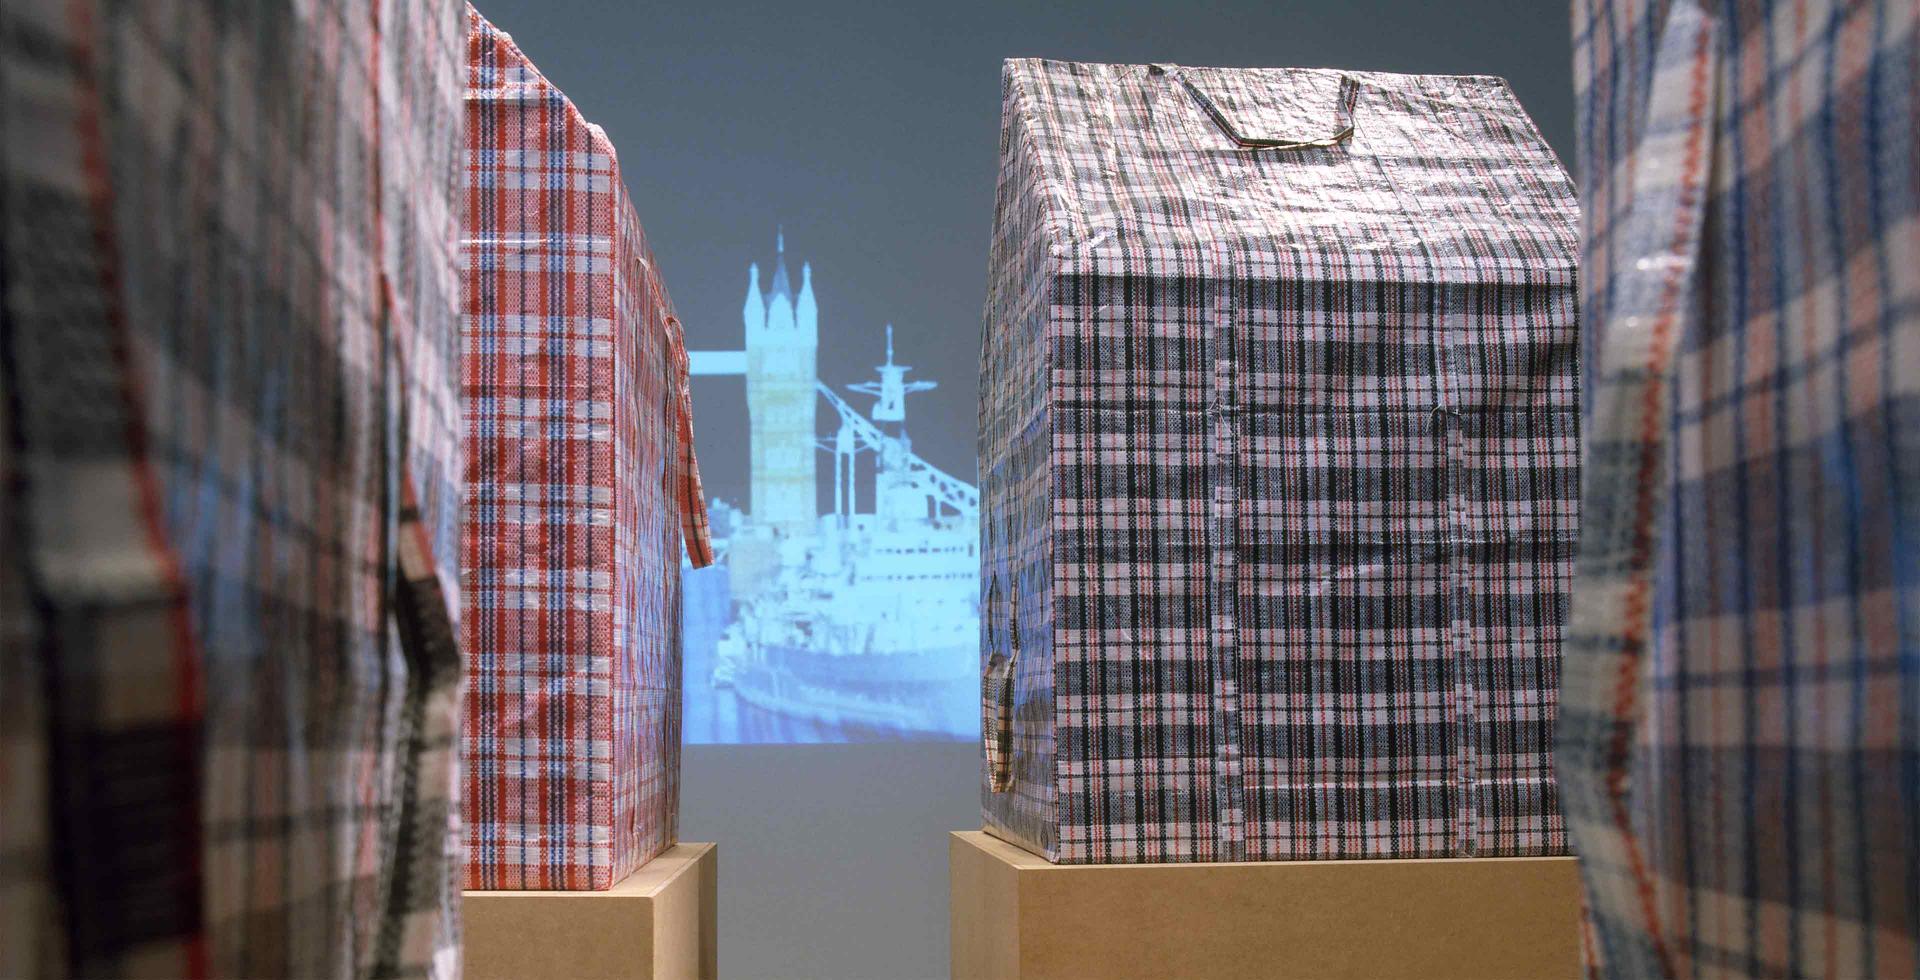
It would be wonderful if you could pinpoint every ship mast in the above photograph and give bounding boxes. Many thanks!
[850,325,935,437]
[832,326,966,524]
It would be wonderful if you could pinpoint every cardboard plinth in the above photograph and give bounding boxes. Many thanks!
[464,842,717,980]
[951,830,1581,980]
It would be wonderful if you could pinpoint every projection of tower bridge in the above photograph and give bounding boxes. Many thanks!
[680,232,979,744]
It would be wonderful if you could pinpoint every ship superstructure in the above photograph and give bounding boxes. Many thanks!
[684,232,978,741]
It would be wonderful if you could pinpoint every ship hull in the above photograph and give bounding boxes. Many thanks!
[730,643,975,740]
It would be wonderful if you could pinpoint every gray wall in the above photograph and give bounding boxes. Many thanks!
[471,3,1576,977]
[681,744,976,980]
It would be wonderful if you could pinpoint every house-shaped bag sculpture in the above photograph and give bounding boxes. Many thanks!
[463,9,713,890]
[980,60,1580,864]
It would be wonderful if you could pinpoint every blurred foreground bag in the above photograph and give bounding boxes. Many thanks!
[1562,1,1920,976]
[980,59,1580,864]
[461,9,712,892]
[0,0,465,977]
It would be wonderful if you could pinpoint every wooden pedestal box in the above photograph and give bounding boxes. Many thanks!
[951,831,1580,980]
[465,843,718,980]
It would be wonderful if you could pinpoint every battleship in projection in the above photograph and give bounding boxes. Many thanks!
[682,233,978,743]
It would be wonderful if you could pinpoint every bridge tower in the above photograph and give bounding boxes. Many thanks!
[742,229,818,536]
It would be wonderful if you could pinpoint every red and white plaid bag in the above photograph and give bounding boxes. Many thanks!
[461,7,712,892]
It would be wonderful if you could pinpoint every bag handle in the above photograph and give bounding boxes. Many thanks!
[1153,64,1358,151]
[666,315,715,568]
[982,573,1017,793]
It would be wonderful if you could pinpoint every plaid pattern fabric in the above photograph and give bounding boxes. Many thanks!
[462,8,713,892]
[0,276,58,977]
[981,59,1581,864]
[1563,1,1920,976]
[0,0,465,977]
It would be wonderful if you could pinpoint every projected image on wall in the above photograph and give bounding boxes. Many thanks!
[682,232,978,744]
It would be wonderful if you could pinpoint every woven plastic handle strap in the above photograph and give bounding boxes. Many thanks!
[1152,64,1358,150]
[665,314,716,568]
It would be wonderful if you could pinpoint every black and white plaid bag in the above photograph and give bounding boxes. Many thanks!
[980,59,1580,864]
